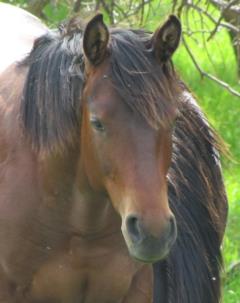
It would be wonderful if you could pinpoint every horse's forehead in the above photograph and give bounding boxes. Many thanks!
[85,63,120,105]
[85,86,127,122]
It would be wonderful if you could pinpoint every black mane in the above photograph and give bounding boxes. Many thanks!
[20,22,84,152]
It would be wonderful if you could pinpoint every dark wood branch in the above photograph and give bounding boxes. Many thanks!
[73,0,82,13]
[27,0,50,18]
[140,0,145,26]
[116,0,152,25]
[95,0,101,12]
[100,0,114,24]
[182,36,240,98]
[209,0,240,13]
[208,0,240,40]
[184,2,239,34]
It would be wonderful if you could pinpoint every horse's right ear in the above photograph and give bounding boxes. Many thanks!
[83,14,109,67]
[152,15,181,63]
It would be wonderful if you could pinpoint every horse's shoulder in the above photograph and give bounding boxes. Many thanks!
[0,3,47,73]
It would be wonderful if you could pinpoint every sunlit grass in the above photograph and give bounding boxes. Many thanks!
[222,169,240,303]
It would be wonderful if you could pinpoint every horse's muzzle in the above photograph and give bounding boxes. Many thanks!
[122,214,177,263]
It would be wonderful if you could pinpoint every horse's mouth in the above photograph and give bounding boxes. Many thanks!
[121,221,177,263]
[126,232,177,263]
[121,213,177,263]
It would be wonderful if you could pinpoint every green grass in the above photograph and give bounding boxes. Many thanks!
[223,169,240,303]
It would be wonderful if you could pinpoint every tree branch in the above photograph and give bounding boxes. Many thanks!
[209,0,240,13]
[208,0,240,40]
[27,0,50,18]
[182,37,240,98]
[116,0,152,25]
[73,0,82,13]
[184,2,239,34]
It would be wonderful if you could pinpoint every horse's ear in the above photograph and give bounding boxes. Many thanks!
[152,15,181,63]
[83,14,109,67]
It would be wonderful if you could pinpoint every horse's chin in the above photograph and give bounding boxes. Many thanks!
[125,235,176,264]
[129,250,169,264]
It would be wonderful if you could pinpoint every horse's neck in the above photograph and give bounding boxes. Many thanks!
[39,150,121,239]
[72,162,122,238]
[71,187,121,238]
[0,3,47,74]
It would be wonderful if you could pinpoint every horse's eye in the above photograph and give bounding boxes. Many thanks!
[90,117,105,132]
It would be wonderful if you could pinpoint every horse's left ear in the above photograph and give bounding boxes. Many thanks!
[83,14,109,67]
[152,15,181,63]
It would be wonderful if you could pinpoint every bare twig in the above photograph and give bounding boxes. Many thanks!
[27,0,50,18]
[208,0,240,41]
[116,0,152,25]
[100,0,114,24]
[140,0,145,26]
[185,2,240,34]
[73,0,82,13]
[182,37,240,98]
[184,30,213,36]
[209,0,240,13]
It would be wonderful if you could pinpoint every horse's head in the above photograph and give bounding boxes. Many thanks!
[81,15,181,263]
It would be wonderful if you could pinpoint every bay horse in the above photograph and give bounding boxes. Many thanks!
[0,3,228,303]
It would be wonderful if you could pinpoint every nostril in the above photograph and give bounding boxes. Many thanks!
[126,215,143,244]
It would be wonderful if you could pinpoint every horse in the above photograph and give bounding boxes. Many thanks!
[0,4,228,303]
